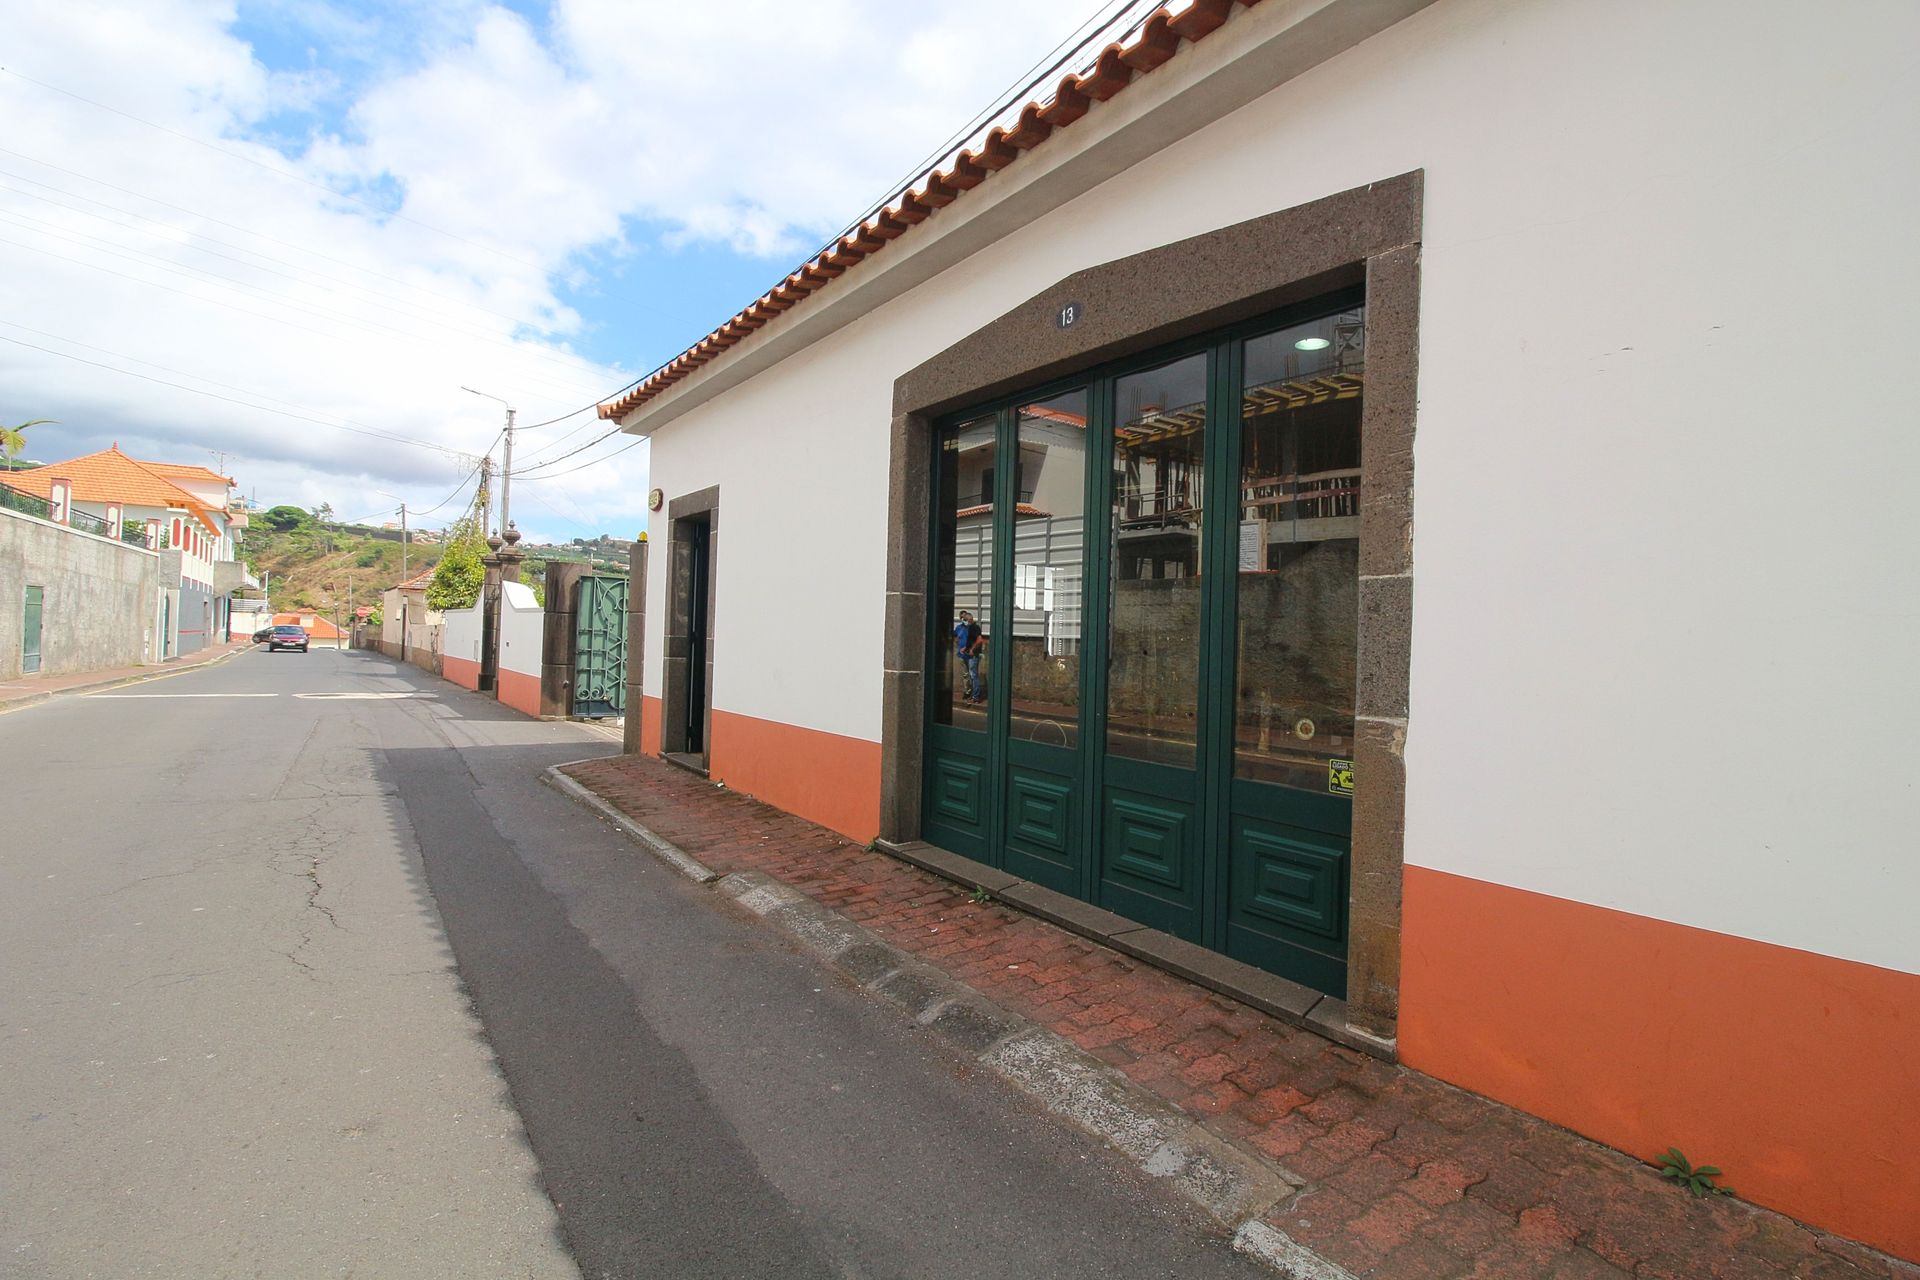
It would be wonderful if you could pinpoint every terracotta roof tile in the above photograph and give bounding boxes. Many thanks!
[7,446,223,536]
[600,0,1264,423]
[142,461,236,486]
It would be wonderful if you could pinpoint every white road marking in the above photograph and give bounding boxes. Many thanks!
[290,692,433,700]
[92,693,280,699]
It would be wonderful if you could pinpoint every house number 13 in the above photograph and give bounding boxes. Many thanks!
[1056,301,1082,330]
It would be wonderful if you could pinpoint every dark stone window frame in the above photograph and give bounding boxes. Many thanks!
[882,172,1420,1038]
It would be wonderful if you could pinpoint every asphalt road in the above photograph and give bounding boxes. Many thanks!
[0,647,1269,1279]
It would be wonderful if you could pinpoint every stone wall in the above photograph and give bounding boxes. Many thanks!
[0,505,159,679]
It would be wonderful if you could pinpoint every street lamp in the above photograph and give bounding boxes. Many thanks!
[461,386,516,536]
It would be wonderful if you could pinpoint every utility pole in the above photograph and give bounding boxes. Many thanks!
[399,502,409,580]
[462,387,516,535]
[500,405,516,536]
[477,456,493,536]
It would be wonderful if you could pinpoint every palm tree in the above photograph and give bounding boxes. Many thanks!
[1,418,54,469]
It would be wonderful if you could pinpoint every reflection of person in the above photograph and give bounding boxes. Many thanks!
[953,610,985,704]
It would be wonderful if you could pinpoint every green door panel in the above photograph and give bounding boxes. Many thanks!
[1096,758,1202,941]
[924,726,992,861]
[1225,809,1348,997]
[1002,766,1077,894]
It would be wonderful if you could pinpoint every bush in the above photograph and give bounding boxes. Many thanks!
[426,520,485,611]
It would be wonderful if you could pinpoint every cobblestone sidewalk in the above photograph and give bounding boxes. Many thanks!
[564,754,1916,1280]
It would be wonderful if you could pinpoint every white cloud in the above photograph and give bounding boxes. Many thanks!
[0,0,1119,542]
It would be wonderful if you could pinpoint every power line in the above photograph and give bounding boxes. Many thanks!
[0,318,477,458]
[577,0,1162,441]
[514,433,645,481]
[0,206,613,402]
[0,330,463,458]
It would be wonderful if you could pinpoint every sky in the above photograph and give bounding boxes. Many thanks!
[0,0,1132,544]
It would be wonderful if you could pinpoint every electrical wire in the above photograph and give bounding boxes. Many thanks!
[502,0,1163,448]
[539,0,1166,450]
[0,331,464,459]
[513,433,645,482]
[828,0,1149,248]
[0,207,612,402]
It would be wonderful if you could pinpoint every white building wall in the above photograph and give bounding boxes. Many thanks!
[642,0,1918,975]
[442,600,484,666]
[497,582,543,681]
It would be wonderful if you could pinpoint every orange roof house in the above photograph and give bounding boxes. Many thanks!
[7,445,222,539]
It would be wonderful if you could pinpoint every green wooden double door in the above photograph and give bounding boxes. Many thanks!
[923,295,1366,998]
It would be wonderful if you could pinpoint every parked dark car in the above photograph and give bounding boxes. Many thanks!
[268,624,309,653]
[252,626,273,643]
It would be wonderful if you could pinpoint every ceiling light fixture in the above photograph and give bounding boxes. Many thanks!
[1294,336,1331,351]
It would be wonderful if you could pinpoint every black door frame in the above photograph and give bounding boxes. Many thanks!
[663,485,720,768]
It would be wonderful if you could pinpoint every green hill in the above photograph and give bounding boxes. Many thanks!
[244,513,444,615]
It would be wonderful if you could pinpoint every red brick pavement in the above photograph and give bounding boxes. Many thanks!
[565,754,1916,1280]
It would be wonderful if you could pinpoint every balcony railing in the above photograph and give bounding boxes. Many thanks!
[0,479,51,521]
[0,481,157,547]
[67,506,112,538]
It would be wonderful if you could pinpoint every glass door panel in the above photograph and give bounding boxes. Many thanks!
[1106,354,1208,765]
[1008,390,1088,748]
[1098,353,1209,940]
[935,413,998,730]
[924,413,999,860]
[1003,389,1089,892]
[1225,306,1365,996]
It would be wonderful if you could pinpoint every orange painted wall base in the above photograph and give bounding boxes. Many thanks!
[443,655,481,691]
[1400,866,1920,1262]
[639,695,662,756]
[497,667,540,718]
[707,708,881,843]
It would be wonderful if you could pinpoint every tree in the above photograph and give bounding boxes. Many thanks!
[313,502,334,522]
[426,518,485,611]
[1,418,54,468]
[262,505,311,532]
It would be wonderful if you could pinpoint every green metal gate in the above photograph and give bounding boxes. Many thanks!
[573,574,628,717]
[22,585,43,674]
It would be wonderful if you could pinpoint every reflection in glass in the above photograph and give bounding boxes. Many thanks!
[1233,308,1365,791]
[1106,353,1208,765]
[934,414,997,728]
[1008,390,1088,748]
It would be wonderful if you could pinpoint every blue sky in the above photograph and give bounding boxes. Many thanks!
[0,0,1117,544]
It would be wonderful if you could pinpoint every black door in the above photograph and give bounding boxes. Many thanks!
[684,516,711,754]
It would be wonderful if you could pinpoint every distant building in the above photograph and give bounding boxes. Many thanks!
[5,445,257,655]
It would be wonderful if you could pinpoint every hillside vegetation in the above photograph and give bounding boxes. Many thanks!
[245,510,443,614]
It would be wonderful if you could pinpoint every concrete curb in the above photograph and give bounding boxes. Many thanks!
[540,765,721,884]
[0,643,254,716]
[544,761,1351,1275]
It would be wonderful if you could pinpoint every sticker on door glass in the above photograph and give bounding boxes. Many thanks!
[1328,758,1355,796]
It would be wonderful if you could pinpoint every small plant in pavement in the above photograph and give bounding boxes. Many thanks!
[1657,1148,1732,1198]
[968,886,992,905]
